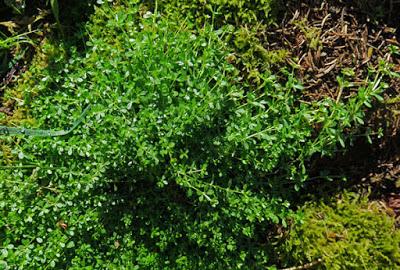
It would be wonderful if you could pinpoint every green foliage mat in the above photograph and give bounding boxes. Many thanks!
[0,1,390,269]
[151,0,280,26]
[280,192,400,269]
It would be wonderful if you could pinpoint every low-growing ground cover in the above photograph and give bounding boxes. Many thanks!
[280,192,400,269]
[0,0,400,269]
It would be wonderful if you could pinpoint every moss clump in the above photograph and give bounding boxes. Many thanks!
[280,192,400,269]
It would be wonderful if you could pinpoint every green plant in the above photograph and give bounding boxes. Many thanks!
[150,0,281,27]
[230,24,289,83]
[0,1,389,269]
[0,30,34,75]
[293,18,322,50]
[150,0,284,85]
[279,192,400,269]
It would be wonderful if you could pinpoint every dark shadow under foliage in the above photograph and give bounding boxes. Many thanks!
[301,117,400,205]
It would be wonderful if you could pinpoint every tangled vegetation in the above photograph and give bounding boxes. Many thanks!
[0,0,399,269]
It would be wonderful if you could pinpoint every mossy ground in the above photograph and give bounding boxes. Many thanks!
[279,192,400,269]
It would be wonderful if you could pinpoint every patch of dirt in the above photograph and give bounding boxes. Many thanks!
[264,0,400,101]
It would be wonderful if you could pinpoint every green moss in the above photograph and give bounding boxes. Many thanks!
[280,192,400,269]
[0,39,66,164]
[293,18,322,51]
[233,25,289,66]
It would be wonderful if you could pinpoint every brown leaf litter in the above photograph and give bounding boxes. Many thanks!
[264,0,400,101]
